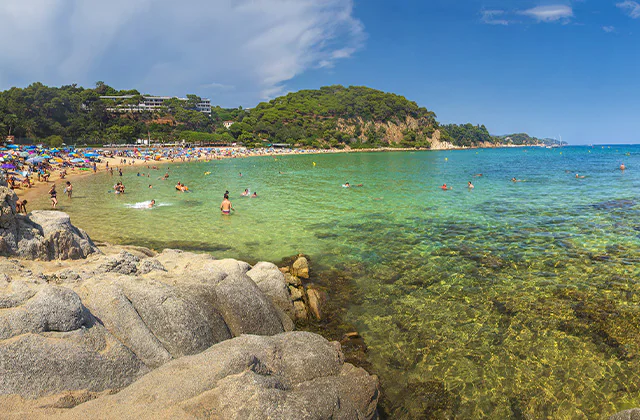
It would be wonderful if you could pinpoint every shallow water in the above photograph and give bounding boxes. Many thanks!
[32,146,640,418]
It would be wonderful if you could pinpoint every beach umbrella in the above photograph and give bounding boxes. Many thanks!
[71,158,85,163]
[40,154,51,159]
[1,164,15,169]
[26,157,44,164]
[19,152,29,157]
[6,145,19,149]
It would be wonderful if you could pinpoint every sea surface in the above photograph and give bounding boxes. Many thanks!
[32,146,640,418]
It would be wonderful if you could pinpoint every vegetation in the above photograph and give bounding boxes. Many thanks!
[496,133,567,146]
[0,82,548,148]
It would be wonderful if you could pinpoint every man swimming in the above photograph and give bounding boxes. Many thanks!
[220,194,234,215]
[148,199,156,208]
[251,192,257,198]
[468,181,474,189]
[241,188,250,196]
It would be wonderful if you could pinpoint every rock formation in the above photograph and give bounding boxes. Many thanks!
[0,211,379,419]
[0,182,97,260]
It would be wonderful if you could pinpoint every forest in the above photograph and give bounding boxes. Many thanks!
[0,82,544,148]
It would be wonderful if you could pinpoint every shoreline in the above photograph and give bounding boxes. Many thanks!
[15,142,537,204]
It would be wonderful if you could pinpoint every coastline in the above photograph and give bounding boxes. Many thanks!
[15,142,536,204]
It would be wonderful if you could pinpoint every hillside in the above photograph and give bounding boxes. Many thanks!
[0,82,546,148]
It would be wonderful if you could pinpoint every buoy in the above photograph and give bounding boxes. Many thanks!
[204,171,211,175]
[313,162,316,166]
[445,158,448,161]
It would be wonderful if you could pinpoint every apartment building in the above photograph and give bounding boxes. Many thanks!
[100,95,212,114]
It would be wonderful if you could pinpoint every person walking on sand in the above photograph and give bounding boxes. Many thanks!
[49,184,58,208]
[65,181,73,199]
[220,194,234,215]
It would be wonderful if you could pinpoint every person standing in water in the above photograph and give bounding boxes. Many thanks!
[220,194,234,215]
[48,184,58,208]
[468,181,474,189]
[65,181,73,199]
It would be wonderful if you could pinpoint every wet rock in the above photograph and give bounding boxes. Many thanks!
[307,287,327,320]
[292,256,310,279]
[285,272,302,286]
[294,300,309,321]
[289,285,304,301]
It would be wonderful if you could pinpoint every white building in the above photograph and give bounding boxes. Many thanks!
[223,120,234,129]
[100,95,212,114]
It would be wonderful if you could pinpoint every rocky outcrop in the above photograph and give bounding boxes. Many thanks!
[0,214,379,418]
[0,186,98,260]
[58,332,378,419]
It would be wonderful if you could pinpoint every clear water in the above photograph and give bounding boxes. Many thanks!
[31,146,640,418]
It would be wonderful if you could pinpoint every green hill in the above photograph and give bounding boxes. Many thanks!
[0,82,547,148]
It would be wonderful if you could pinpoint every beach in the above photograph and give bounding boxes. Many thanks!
[9,144,640,417]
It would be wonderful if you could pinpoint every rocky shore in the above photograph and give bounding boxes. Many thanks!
[0,174,379,419]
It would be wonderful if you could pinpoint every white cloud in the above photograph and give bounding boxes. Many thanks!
[0,0,365,106]
[481,10,510,25]
[617,1,640,18]
[602,25,616,32]
[519,5,573,22]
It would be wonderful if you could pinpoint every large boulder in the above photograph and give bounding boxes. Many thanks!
[212,272,286,336]
[0,200,99,260]
[64,332,379,419]
[0,286,147,397]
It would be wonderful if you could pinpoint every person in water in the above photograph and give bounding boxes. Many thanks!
[441,184,451,190]
[251,192,257,198]
[468,181,474,189]
[575,174,585,179]
[48,184,58,208]
[241,188,250,196]
[343,182,350,188]
[148,199,156,208]
[620,163,626,171]
[220,194,234,215]
[65,181,73,199]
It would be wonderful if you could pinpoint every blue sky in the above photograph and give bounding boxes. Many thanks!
[0,1,638,144]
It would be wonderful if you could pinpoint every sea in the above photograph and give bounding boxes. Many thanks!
[31,145,640,418]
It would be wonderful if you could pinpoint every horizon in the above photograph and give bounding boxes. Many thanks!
[0,1,638,144]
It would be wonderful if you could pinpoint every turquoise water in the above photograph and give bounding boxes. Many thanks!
[32,146,640,418]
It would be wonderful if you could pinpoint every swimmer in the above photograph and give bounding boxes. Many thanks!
[511,177,524,182]
[149,185,153,188]
[468,181,474,189]
[441,184,451,190]
[241,188,250,196]
[620,163,626,171]
[474,174,483,177]
[343,182,350,188]
[220,194,234,215]
[148,199,156,208]
[575,174,585,179]
[251,192,257,198]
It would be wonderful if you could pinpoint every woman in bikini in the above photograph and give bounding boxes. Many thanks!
[49,184,58,208]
